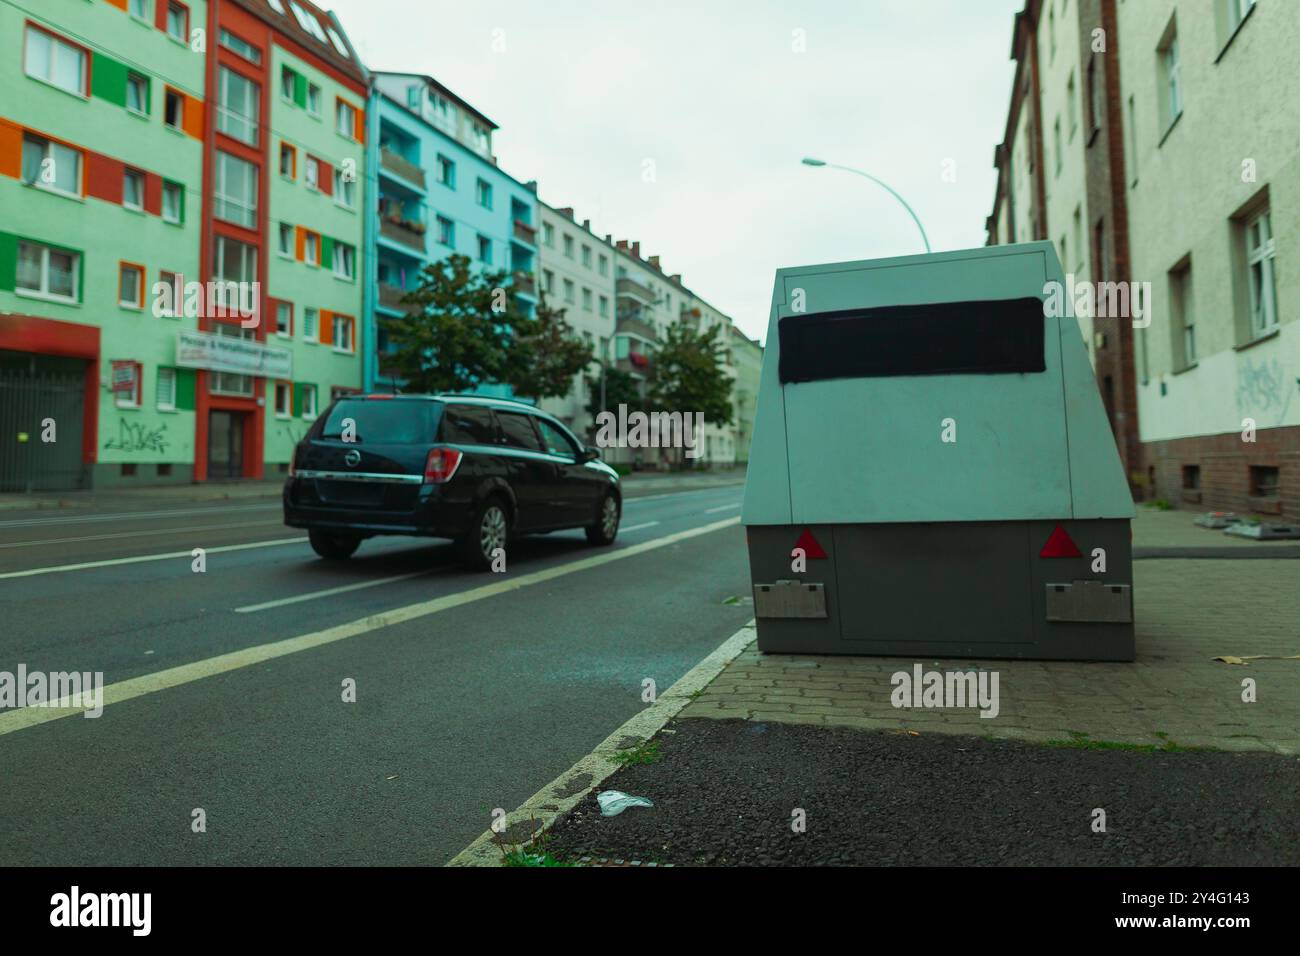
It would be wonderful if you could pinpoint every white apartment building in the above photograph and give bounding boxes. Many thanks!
[535,202,617,434]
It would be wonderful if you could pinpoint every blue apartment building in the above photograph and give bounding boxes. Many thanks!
[363,72,539,393]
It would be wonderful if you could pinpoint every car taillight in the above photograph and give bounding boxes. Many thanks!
[424,447,463,484]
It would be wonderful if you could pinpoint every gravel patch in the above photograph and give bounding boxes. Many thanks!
[545,718,1300,866]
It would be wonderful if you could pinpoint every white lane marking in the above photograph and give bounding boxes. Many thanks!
[620,521,660,533]
[235,571,431,613]
[704,502,741,513]
[0,516,741,736]
[0,537,304,580]
[448,621,758,866]
[625,484,743,504]
[0,519,282,550]
[0,503,280,529]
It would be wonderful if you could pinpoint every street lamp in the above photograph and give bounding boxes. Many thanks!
[801,157,931,254]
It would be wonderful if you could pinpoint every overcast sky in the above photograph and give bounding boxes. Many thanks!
[326,0,1024,343]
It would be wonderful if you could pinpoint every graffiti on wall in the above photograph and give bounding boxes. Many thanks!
[103,418,170,454]
[1235,356,1295,426]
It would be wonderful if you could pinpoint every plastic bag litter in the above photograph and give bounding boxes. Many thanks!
[597,790,654,817]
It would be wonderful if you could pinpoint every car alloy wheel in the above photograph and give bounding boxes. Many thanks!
[479,504,507,560]
[601,496,619,538]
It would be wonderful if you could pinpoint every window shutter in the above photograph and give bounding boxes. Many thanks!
[293,382,305,414]
[321,235,334,270]
[320,309,334,346]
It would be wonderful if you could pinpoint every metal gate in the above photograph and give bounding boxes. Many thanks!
[0,367,87,492]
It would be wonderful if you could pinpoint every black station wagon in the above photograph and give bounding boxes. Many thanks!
[283,395,621,569]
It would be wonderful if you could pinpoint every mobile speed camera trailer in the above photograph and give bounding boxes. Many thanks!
[742,242,1136,661]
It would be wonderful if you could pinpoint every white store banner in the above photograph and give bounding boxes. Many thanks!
[175,329,293,379]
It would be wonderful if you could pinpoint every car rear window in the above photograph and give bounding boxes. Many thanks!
[439,404,497,445]
[317,399,438,444]
[495,411,544,451]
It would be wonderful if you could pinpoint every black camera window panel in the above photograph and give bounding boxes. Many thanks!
[778,297,1046,384]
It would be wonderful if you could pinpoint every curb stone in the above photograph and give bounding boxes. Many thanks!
[445,621,757,867]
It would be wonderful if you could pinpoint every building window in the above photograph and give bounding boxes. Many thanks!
[599,295,609,317]
[582,287,594,312]
[129,0,151,20]
[305,156,321,190]
[280,142,296,179]
[1124,94,1138,187]
[212,235,256,287]
[437,216,454,247]
[214,151,257,227]
[1181,464,1200,491]
[210,324,255,396]
[336,99,357,139]
[1084,58,1100,136]
[21,134,81,197]
[542,222,554,247]
[275,300,293,336]
[563,278,575,303]
[278,223,293,257]
[437,155,455,187]
[1244,208,1278,337]
[217,66,260,146]
[219,28,261,64]
[24,26,87,97]
[1053,117,1062,176]
[166,2,189,42]
[581,245,592,269]
[274,382,292,417]
[333,243,356,280]
[1072,206,1084,273]
[333,167,355,208]
[476,178,493,208]
[477,234,492,263]
[304,231,320,266]
[542,269,554,293]
[1065,72,1077,140]
[1250,465,1279,499]
[123,168,145,211]
[307,83,321,116]
[332,314,354,352]
[158,270,179,316]
[1158,19,1183,132]
[119,262,144,308]
[301,384,318,419]
[164,88,184,129]
[280,66,295,101]
[115,362,143,409]
[598,254,608,276]
[126,72,148,115]
[563,235,574,258]
[156,367,177,411]
[16,241,79,301]
[1169,259,1195,369]
[1223,0,1257,42]
[304,307,319,342]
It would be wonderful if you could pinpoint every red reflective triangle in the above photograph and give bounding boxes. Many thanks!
[1040,524,1082,558]
[794,528,827,560]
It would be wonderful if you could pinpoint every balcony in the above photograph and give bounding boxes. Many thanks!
[513,219,537,245]
[378,282,411,311]
[616,276,656,303]
[512,271,536,297]
[615,315,657,343]
[380,215,427,252]
[379,147,425,190]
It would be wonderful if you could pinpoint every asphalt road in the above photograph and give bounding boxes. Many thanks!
[0,481,751,866]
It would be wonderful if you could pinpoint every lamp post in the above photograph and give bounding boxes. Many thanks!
[801,157,931,254]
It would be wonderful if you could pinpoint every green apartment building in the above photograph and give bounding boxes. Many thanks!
[0,0,366,490]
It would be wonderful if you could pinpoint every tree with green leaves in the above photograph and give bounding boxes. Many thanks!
[389,254,533,394]
[503,294,593,402]
[585,366,645,427]
[648,321,734,427]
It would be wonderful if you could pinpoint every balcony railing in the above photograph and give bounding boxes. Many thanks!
[512,271,536,296]
[380,147,425,189]
[616,276,655,303]
[513,219,538,245]
[380,217,427,252]
[378,282,410,311]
